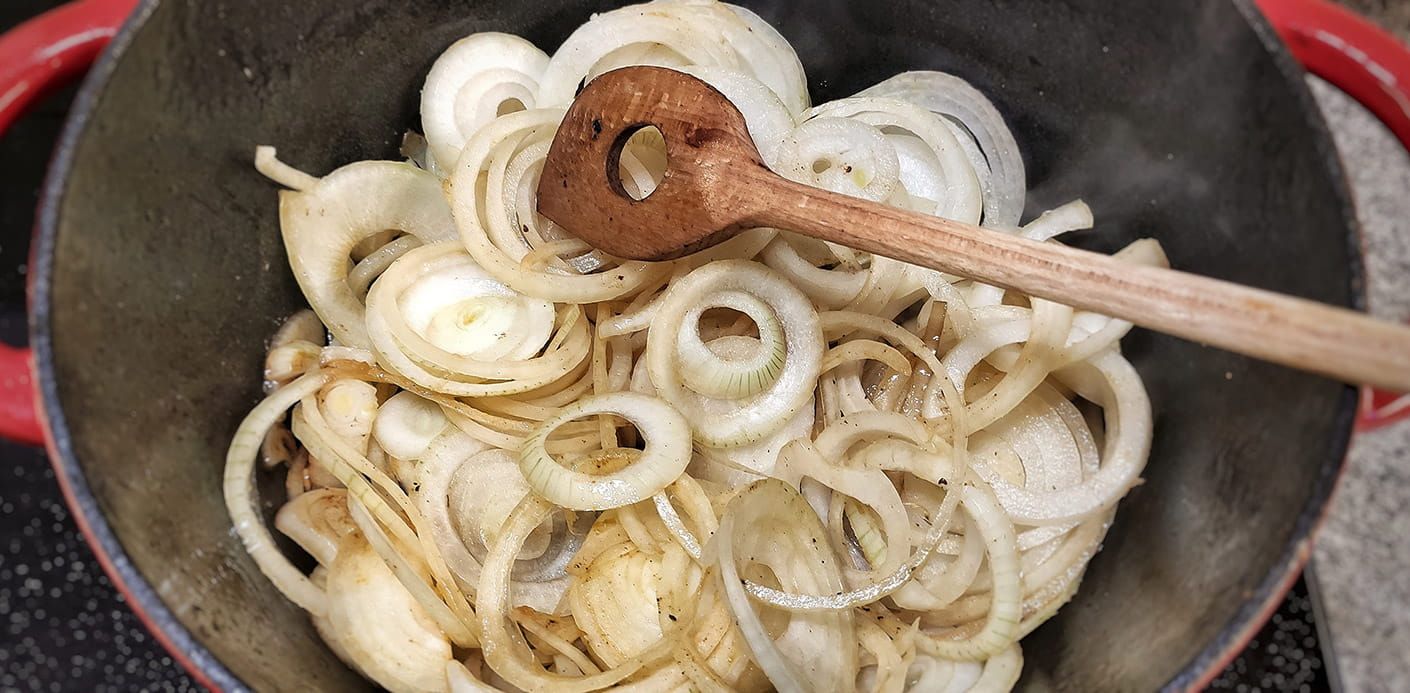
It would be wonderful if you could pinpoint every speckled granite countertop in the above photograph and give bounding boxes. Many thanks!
[1301,6,1410,691]
[1307,77,1410,693]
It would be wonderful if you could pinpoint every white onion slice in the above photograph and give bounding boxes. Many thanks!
[323,533,454,693]
[520,393,691,510]
[714,479,857,693]
[646,260,822,447]
[374,391,450,461]
[274,488,357,568]
[857,71,1026,227]
[224,371,332,614]
[774,117,900,203]
[278,160,457,349]
[422,32,550,173]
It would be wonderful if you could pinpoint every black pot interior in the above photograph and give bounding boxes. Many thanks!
[38,0,1357,690]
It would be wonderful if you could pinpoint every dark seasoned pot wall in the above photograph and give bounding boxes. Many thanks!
[34,0,1357,690]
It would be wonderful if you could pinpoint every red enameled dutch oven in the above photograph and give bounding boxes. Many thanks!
[2,0,1409,689]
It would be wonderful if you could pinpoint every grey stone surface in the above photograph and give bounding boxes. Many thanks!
[1308,76,1410,693]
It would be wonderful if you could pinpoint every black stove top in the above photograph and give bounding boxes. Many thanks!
[0,2,1334,690]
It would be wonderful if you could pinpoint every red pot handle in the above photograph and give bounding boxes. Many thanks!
[1256,0,1410,432]
[0,0,136,446]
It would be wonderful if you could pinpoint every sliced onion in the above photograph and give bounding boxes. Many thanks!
[366,243,590,397]
[349,235,422,299]
[374,391,450,461]
[774,117,900,203]
[646,260,822,447]
[971,645,1023,692]
[450,448,592,585]
[915,481,1020,661]
[255,146,318,191]
[1005,351,1152,525]
[567,515,684,666]
[278,159,457,348]
[422,32,550,172]
[714,479,857,693]
[477,495,670,692]
[520,393,691,510]
[274,488,357,568]
[446,659,500,693]
[761,233,868,309]
[224,371,332,614]
[322,532,454,692]
[856,72,1026,227]
[635,344,814,486]
[676,294,786,399]
[807,97,983,224]
[536,7,738,107]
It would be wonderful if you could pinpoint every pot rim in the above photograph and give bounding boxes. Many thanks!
[28,0,1363,690]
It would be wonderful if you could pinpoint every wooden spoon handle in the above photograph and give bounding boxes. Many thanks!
[737,167,1410,391]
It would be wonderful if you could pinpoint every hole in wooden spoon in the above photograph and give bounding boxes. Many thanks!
[611,125,667,201]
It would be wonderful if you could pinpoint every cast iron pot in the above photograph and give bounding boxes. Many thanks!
[5,0,1408,689]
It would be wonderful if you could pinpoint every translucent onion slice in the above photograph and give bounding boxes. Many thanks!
[536,6,739,107]
[449,449,553,557]
[774,117,900,203]
[446,659,498,693]
[411,431,491,594]
[972,645,1024,691]
[322,533,454,693]
[857,71,1026,228]
[645,1,811,115]
[775,440,911,578]
[714,479,857,693]
[676,292,786,399]
[394,250,555,361]
[366,243,591,397]
[806,97,983,225]
[374,391,450,461]
[991,351,1152,525]
[422,32,550,173]
[224,371,332,614]
[416,434,575,615]
[448,448,595,587]
[276,159,457,349]
[294,398,480,647]
[478,496,671,692]
[568,519,674,667]
[520,393,691,511]
[447,108,672,303]
[646,260,822,447]
[274,488,357,568]
[913,481,1020,661]
[717,3,810,114]
[760,233,868,309]
[632,334,813,488]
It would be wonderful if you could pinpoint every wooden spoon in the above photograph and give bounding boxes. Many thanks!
[537,65,1410,391]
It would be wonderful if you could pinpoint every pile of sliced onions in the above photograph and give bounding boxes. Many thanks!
[226,2,1157,691]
